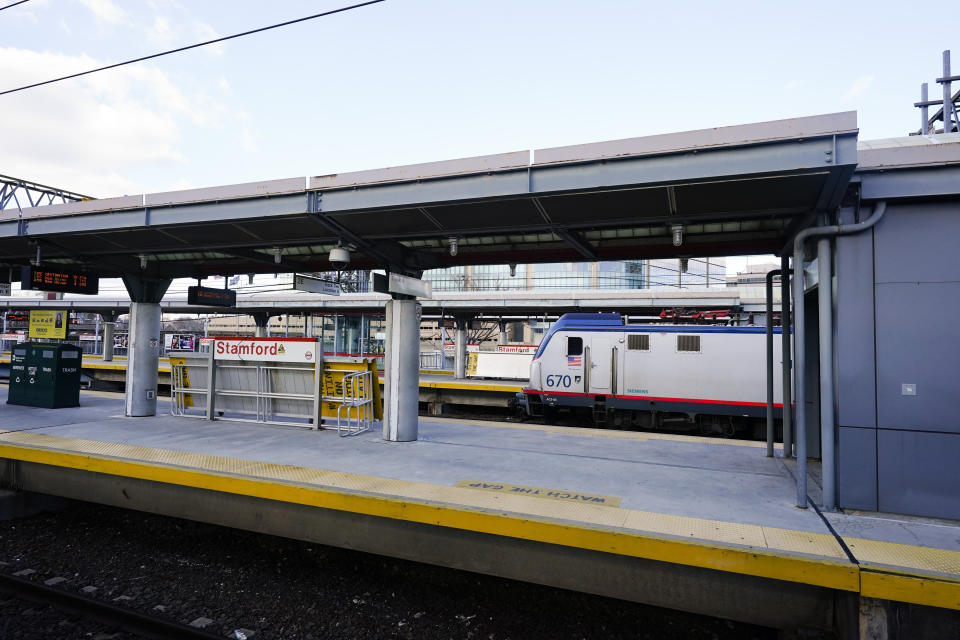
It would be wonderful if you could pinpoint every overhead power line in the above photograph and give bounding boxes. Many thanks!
[0,1,30,11]
[0,0,385,97]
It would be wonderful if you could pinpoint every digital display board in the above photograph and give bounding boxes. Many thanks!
[187,286,237,307]
[21,266,99,295]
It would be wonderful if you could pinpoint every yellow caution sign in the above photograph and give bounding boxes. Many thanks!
[465,352,478,376]
[167,356,194,407]
[320,358,383,420]
[28,310,67,340]
[455,479,622,507]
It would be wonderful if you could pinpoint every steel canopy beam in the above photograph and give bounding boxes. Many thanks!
[554,227,598,261]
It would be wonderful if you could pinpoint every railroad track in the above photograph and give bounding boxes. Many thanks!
[0,572,226,640]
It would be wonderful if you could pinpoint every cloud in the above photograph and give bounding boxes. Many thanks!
[241,128,258,154]
[0,47,203,197]
[77,0,128,25]
[194,21,226,56]
[841,75,873,102]
[146,16,175,46]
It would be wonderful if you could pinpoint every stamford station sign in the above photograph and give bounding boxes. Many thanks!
[212,337,318,363]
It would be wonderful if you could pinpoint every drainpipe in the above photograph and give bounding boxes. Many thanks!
[765,268,790,457]
[793,201,887,509]
[781,253,793,458]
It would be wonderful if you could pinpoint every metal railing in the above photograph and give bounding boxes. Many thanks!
[171,362,316,427]
[335,370,373,436]
[171,359,377,432]
[258,365,315,426]
[418,350,445,370]
[170,362,208,418]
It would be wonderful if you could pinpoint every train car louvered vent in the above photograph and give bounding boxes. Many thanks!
[677,335,701,352]
[627,334,649,351]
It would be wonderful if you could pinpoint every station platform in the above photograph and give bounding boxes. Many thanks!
[1,388,958,634]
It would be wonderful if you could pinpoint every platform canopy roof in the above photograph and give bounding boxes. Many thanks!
[0,112,859,279]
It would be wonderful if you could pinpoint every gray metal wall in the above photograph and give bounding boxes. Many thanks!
[836,201,960,519]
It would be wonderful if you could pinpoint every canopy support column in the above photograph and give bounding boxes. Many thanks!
[121,275,170,417]
[454,316,470,379]
[101,312,118,362]
[252,312,270,338]
[383,298,420,442]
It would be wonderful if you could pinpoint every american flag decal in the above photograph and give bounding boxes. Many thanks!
[567,355,582,367]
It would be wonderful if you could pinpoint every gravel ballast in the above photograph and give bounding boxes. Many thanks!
[0,502,787,639]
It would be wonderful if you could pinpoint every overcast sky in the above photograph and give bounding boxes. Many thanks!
[2,0,954,277]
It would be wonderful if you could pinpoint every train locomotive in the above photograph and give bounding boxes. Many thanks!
[519,313,786,436]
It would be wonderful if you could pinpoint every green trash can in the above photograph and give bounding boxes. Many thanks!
[7,343,82,408]
[6,344,31,406]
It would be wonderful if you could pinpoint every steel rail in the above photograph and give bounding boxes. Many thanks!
[0,572,224,639]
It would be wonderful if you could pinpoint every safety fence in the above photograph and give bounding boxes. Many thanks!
[330,369,374,436]
[169,341,381,431]
[418,350,445,370]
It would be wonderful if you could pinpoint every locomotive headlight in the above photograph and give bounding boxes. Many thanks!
[671,224,684,247]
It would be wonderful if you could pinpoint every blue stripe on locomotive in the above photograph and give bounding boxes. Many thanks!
[533,313,785,360]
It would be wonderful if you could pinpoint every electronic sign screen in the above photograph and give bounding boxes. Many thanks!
[187,286,237,307]
[21,266,99,295]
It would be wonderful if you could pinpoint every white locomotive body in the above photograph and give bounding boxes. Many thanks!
[521,313,786,434]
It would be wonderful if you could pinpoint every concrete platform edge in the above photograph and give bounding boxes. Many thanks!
[0,442,858,590]
[1,458,838,632]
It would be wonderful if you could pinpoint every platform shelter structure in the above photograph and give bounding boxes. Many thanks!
[2,112,959,520]
[0,112,857,433]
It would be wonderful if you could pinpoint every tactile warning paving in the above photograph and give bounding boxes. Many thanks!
[847,537,960,580]
[622,510,768,548]
[763,526,850,560]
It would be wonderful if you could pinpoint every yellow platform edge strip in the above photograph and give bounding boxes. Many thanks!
[861,570,960,610]
[0,441,858,594]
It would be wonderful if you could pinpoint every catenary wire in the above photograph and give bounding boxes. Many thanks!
[0,0,385,96]
[0,1,30,11]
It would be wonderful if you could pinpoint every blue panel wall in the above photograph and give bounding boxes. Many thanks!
[878,429,960,519]
[873,201,960,433]
[837,426,878,511]
[873,203,960,282]
[836,200,960,518]
[875,282,960,432]
[835,228,876,428]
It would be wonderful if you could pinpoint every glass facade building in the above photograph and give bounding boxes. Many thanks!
[423,258,725,292]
